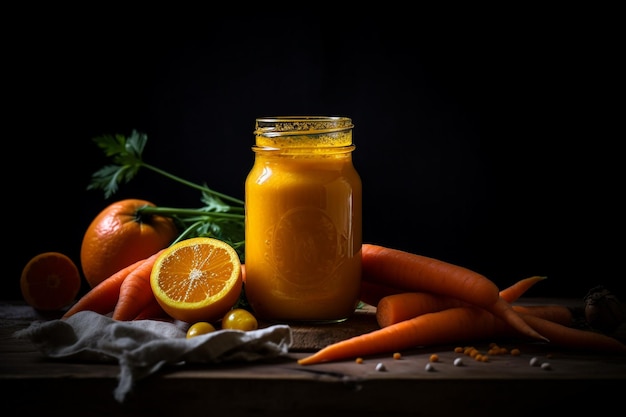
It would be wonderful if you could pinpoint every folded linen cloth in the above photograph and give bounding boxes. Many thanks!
[14,311,292,402]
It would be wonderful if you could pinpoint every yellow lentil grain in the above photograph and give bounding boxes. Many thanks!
[429,354,439,362]
[355,357,364,364]
[510,348,521,356]
[393,352,402,360]
[454,347,464,353]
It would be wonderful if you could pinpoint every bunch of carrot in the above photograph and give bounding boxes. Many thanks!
[63,242,626,364]
[297,244,626,365]
[63,250,169,321]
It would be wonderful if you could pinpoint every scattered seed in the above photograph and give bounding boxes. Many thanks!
[529,357,540,367]
[429,354,439,362]
[355,357,364,364]
[467,348,479,358]
[425,363,435,372]
[375,362,386,372]
[541,362,552,370]
[453,357,464,366]
[393,352,402,360]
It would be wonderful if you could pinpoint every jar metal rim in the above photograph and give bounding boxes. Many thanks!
[254,116,353,137]
[252,144,356,154]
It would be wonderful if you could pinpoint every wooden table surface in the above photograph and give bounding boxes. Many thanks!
[2,299,625,417]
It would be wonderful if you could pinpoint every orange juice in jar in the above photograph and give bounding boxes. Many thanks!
[244,116,362,323]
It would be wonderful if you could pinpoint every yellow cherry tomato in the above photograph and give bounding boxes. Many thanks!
[186,321,216,338]
[222,308,258,331]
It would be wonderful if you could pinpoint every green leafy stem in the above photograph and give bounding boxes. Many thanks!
[87,129,246,261]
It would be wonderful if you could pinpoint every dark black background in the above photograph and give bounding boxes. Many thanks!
[7,10,623,301]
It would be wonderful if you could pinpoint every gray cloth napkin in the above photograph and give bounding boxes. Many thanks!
[13,311,292,402]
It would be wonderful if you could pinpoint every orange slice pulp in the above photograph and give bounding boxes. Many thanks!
[150,237,243,323]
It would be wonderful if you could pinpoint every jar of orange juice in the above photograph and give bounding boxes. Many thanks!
[244,116,362,323]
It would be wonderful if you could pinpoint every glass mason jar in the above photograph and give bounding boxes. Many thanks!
[244,116,362,323]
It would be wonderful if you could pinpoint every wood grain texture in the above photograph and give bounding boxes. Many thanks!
[2,299,626,416]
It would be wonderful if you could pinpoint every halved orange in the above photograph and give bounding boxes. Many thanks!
[20,252,82,311]
[150,237,243,323]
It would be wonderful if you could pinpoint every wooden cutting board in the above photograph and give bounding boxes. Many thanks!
[275,304,380,351]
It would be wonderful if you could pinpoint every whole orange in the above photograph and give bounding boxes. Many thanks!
[80,199,179,288]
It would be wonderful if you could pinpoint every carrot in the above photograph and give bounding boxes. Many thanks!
[132,296,170,321]
[361,270,543,309]
[364,275,546,308]
[499,275,547,303]
[518,313,626,354]
[111,250,163,321]
[376,292,467,327]
[359,280,402,306]
[513,305,574,327]
[62,257,146,319]
[375,275,550,327]
[501,275,574,327]
[361,244,547,341]
[299,306,506,365]
[377,293,577,328]
[361,244,500,306]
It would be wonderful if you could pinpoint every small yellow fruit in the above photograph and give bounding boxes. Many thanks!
[186,322,217,338]
[221,308,258,331]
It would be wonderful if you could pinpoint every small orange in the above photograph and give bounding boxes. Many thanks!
[81,199,179,288]
[150,237,243,323]
[20,252,82,311]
